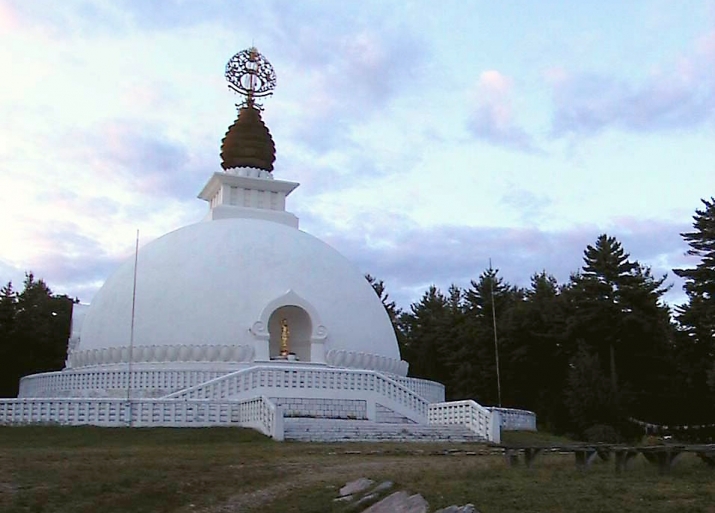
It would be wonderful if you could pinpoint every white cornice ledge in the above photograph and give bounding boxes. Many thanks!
[325,349,409,377]
[67,344,255,368]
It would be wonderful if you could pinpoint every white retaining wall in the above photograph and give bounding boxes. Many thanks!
[270,397,367,420]
[0,396,283,439]
[429,400,501,443]
[375,404,416,424]
[489,407,537,431]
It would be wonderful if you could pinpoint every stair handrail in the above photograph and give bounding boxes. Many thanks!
[161,364,430,422]
[428,399,501,443]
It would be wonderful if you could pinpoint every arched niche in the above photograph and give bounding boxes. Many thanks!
[268,305,312,361]
[251,289,328,363]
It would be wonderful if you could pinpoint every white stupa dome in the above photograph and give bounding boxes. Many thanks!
[71,216,405,375]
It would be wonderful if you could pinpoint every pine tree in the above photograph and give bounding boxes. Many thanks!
[437,284,470,400]
[0,282,18,396]
[674,198,715,351]
[564,344,622,435]
[672,198,715,422]
[365,274,402,326]
[566,234,673,427]
[399,285,453,384]
[458,268,521,405]
[0,273,73,397]
[507,272,570,429]
[568,235,670,392]
[0,281,16,338]
[365,273,406,357]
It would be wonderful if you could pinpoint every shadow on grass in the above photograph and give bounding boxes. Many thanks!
[0,425,272,448]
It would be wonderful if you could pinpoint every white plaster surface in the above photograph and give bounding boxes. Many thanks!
[78,218,401,368]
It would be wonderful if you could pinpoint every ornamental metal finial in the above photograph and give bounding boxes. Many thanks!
[225,47,276,109]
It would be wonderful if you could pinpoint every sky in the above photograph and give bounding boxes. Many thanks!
[0,0,713,310]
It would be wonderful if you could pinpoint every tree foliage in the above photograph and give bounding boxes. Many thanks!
[564,234,673,423]
[365,273,401,325]
[399,285,454,385]
[674,198,715,350]
[453,268,522,405]
[672,197,715,422]
[564,345,623,433]
[381,225,703,437]
[0,274,73,397]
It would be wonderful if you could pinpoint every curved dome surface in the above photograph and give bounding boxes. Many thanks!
[78,218,400,363]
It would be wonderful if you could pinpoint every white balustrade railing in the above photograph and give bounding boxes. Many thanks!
[428,400,501,443]
[19,366,445,405]
[19,367,442,401]
[163,365,430,423]
[389,375,445,403]
[488,407,537,431]
[0,396,283,439]
[18,369,229,398]
[227,396,283,439]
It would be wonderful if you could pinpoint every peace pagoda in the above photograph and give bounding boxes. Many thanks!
[0,49,534,442]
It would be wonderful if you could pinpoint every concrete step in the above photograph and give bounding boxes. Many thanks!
[284,418,486,443]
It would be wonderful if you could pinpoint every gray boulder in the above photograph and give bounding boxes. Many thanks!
[434,505,479,513]
[360,491,429,513]
[339,478,374,497]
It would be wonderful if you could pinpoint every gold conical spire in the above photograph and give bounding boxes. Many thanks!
[220,106,276,171]
[220,48,277,171]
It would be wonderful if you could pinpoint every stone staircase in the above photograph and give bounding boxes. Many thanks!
[284,418,487,443]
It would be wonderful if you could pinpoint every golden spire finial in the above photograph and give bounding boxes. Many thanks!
[225,47,276,110]
[220,47,277,171]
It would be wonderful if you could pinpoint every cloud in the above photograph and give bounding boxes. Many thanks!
[548,31,715,136]
[10,211,690,308]
[0,259,26,290]
[500,190,552,226]
[0,0,126,37]
[0,1,20,32]
[65,119,211,200]
[25,225,127,299]
[0,113,208,305]
[697,30,715,61]
[0,219,127,301]
[0,0,238,37]
[272,29,426,152]
[2,0,430,176]
[313,214,690,310]
[1,1,705,315]
[467,71,540,153]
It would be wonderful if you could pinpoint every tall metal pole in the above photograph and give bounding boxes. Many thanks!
[127,229,139,426]
[489,258,502,407]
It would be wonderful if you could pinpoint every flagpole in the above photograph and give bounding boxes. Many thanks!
[127,229,139,426]
[489,258,502,407]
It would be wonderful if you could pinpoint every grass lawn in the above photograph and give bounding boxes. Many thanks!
[2,426,715,512]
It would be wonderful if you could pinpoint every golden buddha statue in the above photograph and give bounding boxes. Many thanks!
[280,318,290,356]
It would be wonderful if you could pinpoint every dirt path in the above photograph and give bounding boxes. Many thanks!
[185,457,448,513]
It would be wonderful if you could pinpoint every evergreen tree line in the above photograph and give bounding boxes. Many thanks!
[0,274,73,397]
[370,198,715,440]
